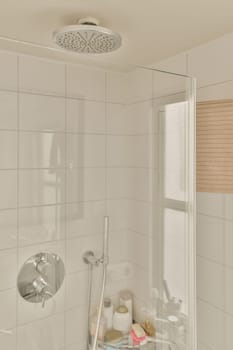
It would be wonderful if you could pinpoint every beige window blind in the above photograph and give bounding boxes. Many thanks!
[197,99,233,193]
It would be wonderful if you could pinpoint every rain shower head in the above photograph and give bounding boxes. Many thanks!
[53,17,122,54]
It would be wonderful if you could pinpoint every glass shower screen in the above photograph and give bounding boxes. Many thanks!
[103,67,196,350]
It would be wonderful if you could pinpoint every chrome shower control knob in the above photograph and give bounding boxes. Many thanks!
[17,252,65,307]
[41,290,53,308]
[36,254,50,274]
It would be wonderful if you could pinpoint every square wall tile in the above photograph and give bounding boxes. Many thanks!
[0,289,16,329]
[65,271,88,309]
[127,101,153,135]
[0,92,17,130]
[107,168,151,201]
[17,313,65,350]
[106,199,129,231]
[66,168,105,202]
[19,56,65,96]
[65,306,87,346]
[0,52,17,91]
[0,171,17,209]
[128,231,149,269]
[225,267,233,315]
[66,201,105,239]
[128,68,152,103]
[197,192,224,218]
[197,214,224,264]
[0,328,16,350]
[19,132,66,169]
[19,205,66,246]
[19,93,66,132]
[106,103,127,135]
[197,299,224,350]
[226,313,233,350]
[107,168,132,199]
[107,101,153,136]
[225,220,233,268]
[67,99,105,134]
[19,169,66,207]
[128,200,150,235]
[65,342,86,350]
[109,229,129,264]
[67,64,105,101]
[197,256,224,310]
[107,135,149,168]
[197,343,209,350]
[0,131,17,169]
[132,265,150,302]
[224,194,233,221]
[0,249,17,290]
[106,71,128,103]
[0,209,17,249]
[66,134,105,168]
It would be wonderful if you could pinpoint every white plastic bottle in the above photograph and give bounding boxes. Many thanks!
[113,305,131,334]
[103,298,113,330]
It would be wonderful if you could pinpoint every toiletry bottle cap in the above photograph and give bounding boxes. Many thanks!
[116,305,128,314]
[104,298,111,308]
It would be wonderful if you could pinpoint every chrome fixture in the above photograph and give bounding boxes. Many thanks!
[17,252,65,308]
[83,216,109,350]
[53,17,122,54]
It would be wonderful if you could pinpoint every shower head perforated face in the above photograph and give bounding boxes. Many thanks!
[53,19,122,54]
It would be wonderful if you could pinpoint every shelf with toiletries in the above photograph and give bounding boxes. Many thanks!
[101,340,177,350]
[90,289,185,350]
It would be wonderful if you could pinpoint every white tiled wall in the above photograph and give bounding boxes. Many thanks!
[0,48,160,350]
[0,51,141,350]
[153,31,233,350]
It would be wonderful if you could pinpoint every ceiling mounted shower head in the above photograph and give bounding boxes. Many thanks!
[53,17,122,54]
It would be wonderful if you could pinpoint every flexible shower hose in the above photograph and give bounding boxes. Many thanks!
[87,264,93,349]
[91,263,107,350]
[86,216,109,350]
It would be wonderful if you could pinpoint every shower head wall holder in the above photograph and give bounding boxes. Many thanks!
[82,250,108,267]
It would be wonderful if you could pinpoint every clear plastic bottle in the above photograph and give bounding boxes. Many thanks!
[103,298,113,330]
[90,309,107,341]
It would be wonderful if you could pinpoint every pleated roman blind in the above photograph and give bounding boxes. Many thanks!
[197,99,233,193]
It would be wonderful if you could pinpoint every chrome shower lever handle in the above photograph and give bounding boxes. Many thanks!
[42,294,46,308]
[41,290,53,308]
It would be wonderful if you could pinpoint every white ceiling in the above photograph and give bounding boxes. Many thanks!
[0,0,233,71]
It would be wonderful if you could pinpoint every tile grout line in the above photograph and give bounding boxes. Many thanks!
[105,72,108,216]
[197,296,233,318]
[0,84,206,106]
[64,63,68,349]
[0,196,153,213]
[222,198,227,350]
[15,54,20,350]
[196,253,233,270]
